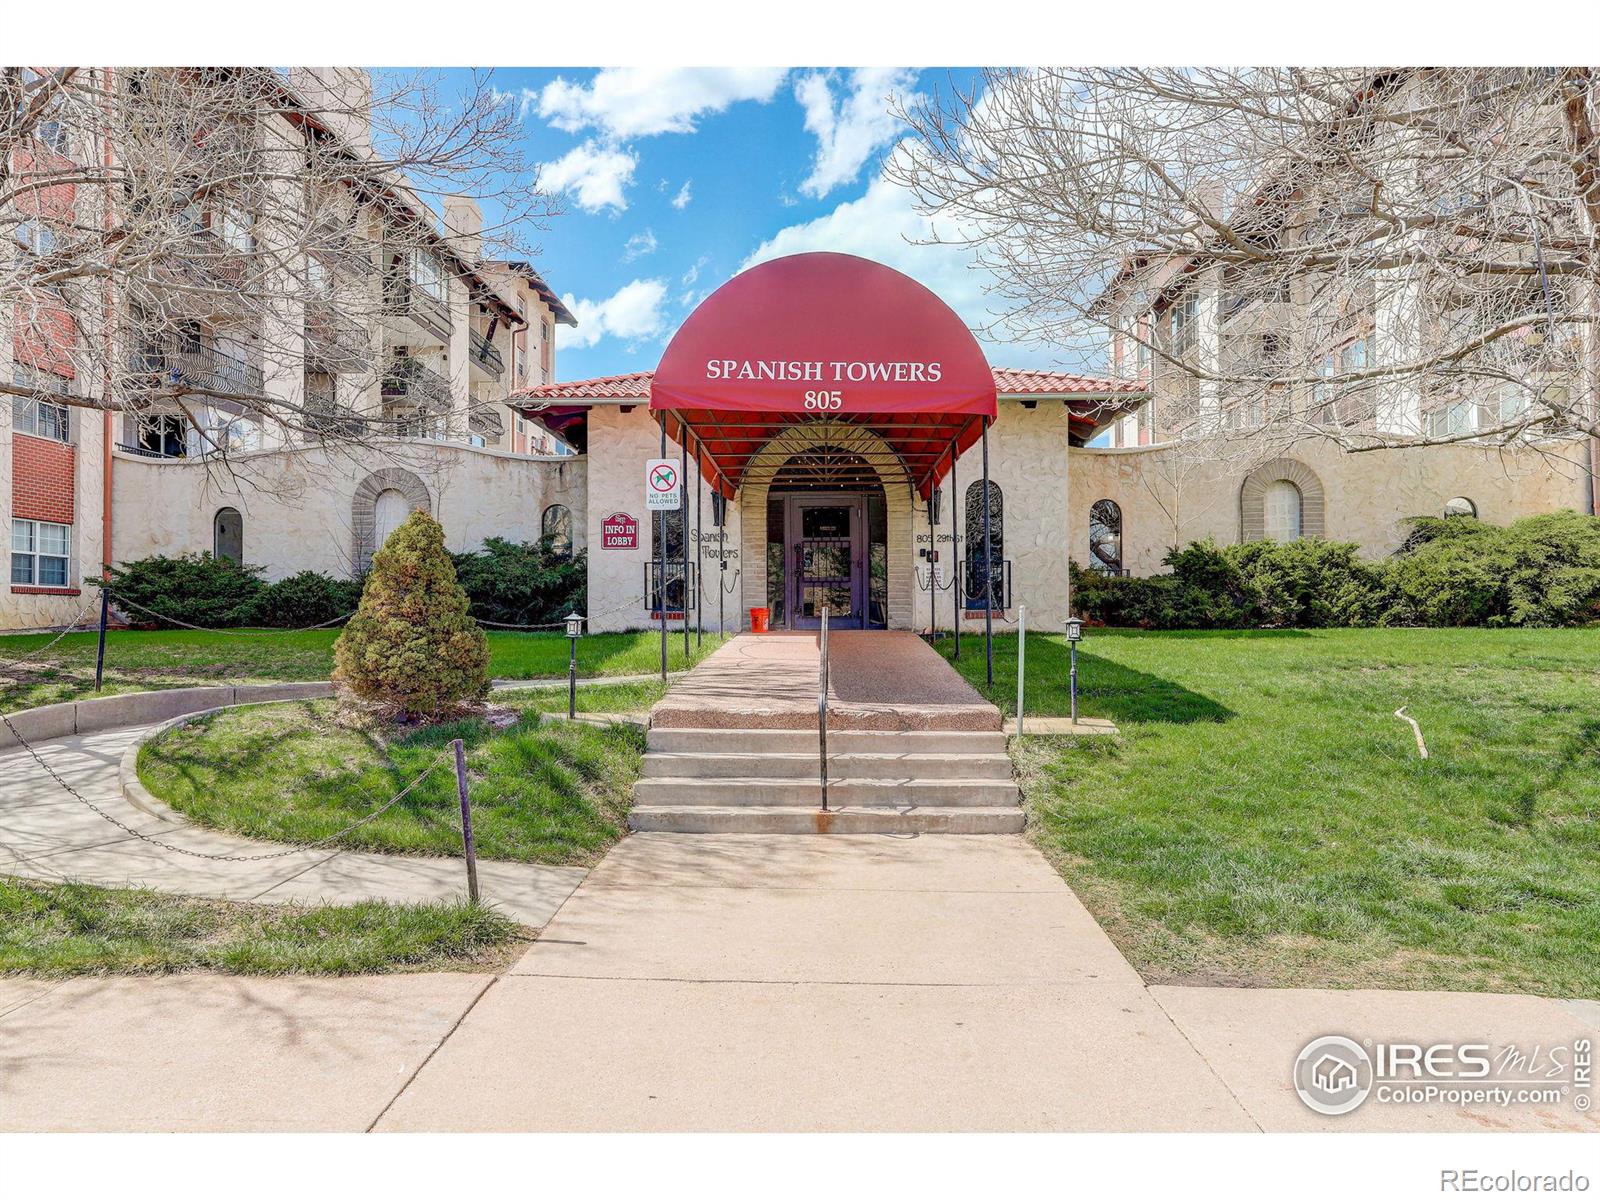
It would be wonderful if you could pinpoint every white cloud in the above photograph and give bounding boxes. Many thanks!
[538,140,638,214]
[742,151,1072,369]
[537,68,789,139]
[795,68,919,199]
[622,229,658,262]
[671,180,693,209]
[562,278,669,350]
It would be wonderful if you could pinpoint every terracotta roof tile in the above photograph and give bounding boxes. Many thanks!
[510,368,1143,403]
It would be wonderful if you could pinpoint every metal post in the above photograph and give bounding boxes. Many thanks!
[818,605,830,812]
[452,738,480,905]
[94,587,109,693]
[658,419,668,683]
[695,432,703,650]
[950,436,960,661]
[718,502,726,640]
[926,491,937,642]
[981,418,994,688]
[568,633,578,720]
[680,419,690,661]
[1015,604,1026,739]
[1070,641,1079,724]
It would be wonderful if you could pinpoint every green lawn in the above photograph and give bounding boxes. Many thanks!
[939,628,1600,999]
[0,876,522,977]
[137,694,651,865]
[0,627,725,712]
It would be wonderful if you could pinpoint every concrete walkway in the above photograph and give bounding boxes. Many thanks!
[651,632,1000,731]
[0,723,585,926]
[2,831,1595,1131]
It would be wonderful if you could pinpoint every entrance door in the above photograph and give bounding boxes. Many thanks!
[785,494,865,630]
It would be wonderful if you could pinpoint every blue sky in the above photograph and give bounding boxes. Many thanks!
[463,68,1091,382]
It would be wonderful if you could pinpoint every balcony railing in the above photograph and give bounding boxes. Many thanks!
[127,338,264,397]
[1221,281,1292,325]
[381,273,452,343]
[381,356,450,409]
[469,327,504,377]
[305,303,370,373]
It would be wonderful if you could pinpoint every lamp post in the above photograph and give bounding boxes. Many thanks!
[1064,616,1083,724]
[565,611,584,719]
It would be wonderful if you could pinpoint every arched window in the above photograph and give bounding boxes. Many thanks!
[542,503,573,558]
[1262,479,1303,541]
[1444,496,1477,518]
[1088,500,1123,574]
[964,479,1004,609]
[213,507,243,564]
[373,488,410,552]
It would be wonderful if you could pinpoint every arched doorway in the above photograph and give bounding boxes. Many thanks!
[373,488,411,552]
[762,447,888,630]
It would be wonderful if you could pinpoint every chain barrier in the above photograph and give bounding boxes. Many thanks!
[0,708,449,863]
[0,598,101,674]
[473,587,651,630]
[107,593,357,635]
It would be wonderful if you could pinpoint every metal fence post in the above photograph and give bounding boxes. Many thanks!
[1015,603,1026,739]
[818,606,830,812]
[981,418,994,688]
[94,587,110,693]
[452,738,480,905]
[658,419,668,682]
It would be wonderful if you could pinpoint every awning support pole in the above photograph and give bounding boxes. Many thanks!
[982,417,994,689]
[926,489,937,643]
[658,417,668,683]
[681,418,691,661]
[950,435,960,661]
[694,430,703,649]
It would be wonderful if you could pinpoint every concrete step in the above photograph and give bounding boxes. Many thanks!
[640,751,1016,781]
[633,776,1020,808]
[628,805,1027,835]
[645,727,1010,756]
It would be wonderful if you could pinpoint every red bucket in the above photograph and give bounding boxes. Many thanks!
[749,607,770,633]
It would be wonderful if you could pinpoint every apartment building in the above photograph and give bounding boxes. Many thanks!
[3,67,575,629]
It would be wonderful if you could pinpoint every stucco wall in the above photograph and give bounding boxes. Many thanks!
[1068,436,1594,576]
[110,440,585,581]
[583,405,731,635]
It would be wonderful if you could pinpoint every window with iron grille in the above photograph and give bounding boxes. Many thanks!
[964,480,1004,608]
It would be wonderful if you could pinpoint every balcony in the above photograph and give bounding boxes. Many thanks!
[1221,280,1293,333]
[305,303,370,374]
[381,272,452,346]
[469,326,504,379]
[381,356,451,433]
[127,337,264,397]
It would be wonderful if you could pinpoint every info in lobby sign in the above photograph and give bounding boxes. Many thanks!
[644,458,681,511]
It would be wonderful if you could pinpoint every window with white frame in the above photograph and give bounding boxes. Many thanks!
[1427,398,1479,439]
[217,203,255,253]
[413,249,446,301]
[11,519,71,587]
[11,368,71,441]
[14,219,56,256]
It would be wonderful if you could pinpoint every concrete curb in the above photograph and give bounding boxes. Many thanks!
[4,670,680,751]
[1,682,334,752]
[119,699,652,824]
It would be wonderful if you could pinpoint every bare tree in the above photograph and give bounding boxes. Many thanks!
[1,66,555,467]
[893,68,1600,489]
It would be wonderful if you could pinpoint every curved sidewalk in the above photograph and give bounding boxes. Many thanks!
[0,721,586,927]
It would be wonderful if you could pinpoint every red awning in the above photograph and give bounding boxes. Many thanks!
[649,253,998,499]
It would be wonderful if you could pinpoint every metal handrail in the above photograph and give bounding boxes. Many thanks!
[818,605,830,813]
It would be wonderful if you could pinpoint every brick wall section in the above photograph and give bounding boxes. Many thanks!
[12,433,77,524]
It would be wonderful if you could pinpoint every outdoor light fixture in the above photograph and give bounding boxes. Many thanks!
[929,487,943,527]
[1065,616,1084,723]
[565,612,585,719]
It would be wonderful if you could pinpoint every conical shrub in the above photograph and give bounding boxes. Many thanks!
[333,510,490,720]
